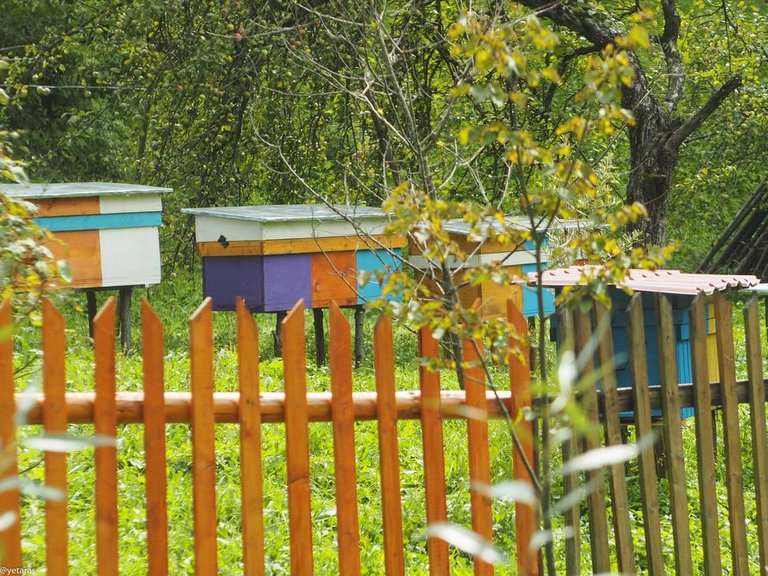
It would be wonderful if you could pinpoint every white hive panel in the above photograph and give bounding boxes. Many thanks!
[193,215,265,243]
[99,227,162,287]
[261,219,387,240]
[99,194,163,214]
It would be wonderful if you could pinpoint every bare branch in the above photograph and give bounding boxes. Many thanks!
[664,74,742,152]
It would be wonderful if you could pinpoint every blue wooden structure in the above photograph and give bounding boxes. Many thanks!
[537,267,760,418]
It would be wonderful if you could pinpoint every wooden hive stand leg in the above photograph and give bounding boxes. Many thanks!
[118,287,133,352]
[87,289,97,338]
[313,308,326,365]
[274,310,286,357]
[354,306,364,367]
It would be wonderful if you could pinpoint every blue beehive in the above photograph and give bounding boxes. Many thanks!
[539,267,759,419]
[602,289,712,419]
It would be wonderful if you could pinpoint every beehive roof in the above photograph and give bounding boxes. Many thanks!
[182,204,388,223]
[1,182,172,199]
[529,266,760,295]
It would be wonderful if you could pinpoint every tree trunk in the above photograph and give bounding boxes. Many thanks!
[626,112,679,247]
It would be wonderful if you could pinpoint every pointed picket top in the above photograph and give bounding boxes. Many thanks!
[93,297,116,336]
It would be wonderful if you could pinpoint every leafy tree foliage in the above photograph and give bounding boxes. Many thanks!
[1,83,67,322]
[2,1,765,258]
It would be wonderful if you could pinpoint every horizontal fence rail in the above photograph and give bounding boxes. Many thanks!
[11,389,519,424]
[9,378,768,424]
[1,291,767,576]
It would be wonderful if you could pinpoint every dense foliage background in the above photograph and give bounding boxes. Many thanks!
[1,1,766,268]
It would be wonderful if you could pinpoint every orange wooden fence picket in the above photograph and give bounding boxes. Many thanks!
[237,297,265,576]
[0,300,21,568]
[142,299,169,576]
[42,298,68,576]
[329,302,362,576]
[189,298,218,574]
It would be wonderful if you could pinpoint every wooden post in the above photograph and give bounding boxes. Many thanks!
[745,296,768,573]
[330,303,362,576]
[654,294,693,575]
[573,306,611,574]
[354,306,364,368]
[313,308,326,365]
[118,287,133,352]
[558,306,581,576]
[508,300,538,576]
[595,302,635,575]
[236,299,265,576]
[42,298,69,575]
[627,294,664,576]
[418,327,449,575]
[142,300,169,576]
[87,290,97,338]
[374,315,406,576]
[274,311,287,357]
[714,294,749,576]
[463,337,494,576]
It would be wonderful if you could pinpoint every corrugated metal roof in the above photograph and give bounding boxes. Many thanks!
[443,216,589,237]
[182,204,388,223]
[528,266,760,295]
[1,182,172,199]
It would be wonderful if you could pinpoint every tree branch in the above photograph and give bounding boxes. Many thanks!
[660,0,684,112]
[514,0,621,47]
[664,74,742,152]
[514,0,664,124]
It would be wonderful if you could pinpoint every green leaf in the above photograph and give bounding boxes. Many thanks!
[425,522,508,565]
[23,433,116,453]
[561,433,656,474]
[0,510,17,532]
[471,480,538,506]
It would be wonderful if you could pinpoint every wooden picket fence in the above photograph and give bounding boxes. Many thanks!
[1,291,767,575]
[0,296,536,575]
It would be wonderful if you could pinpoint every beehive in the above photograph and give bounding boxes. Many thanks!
[1,182,169,289]
[183,205,405,311]
[409,217,556,318]
[538,267,760,418]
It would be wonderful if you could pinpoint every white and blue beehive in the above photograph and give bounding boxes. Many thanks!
[1,182,170,289]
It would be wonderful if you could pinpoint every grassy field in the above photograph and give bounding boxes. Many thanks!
[10,272,768,574]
